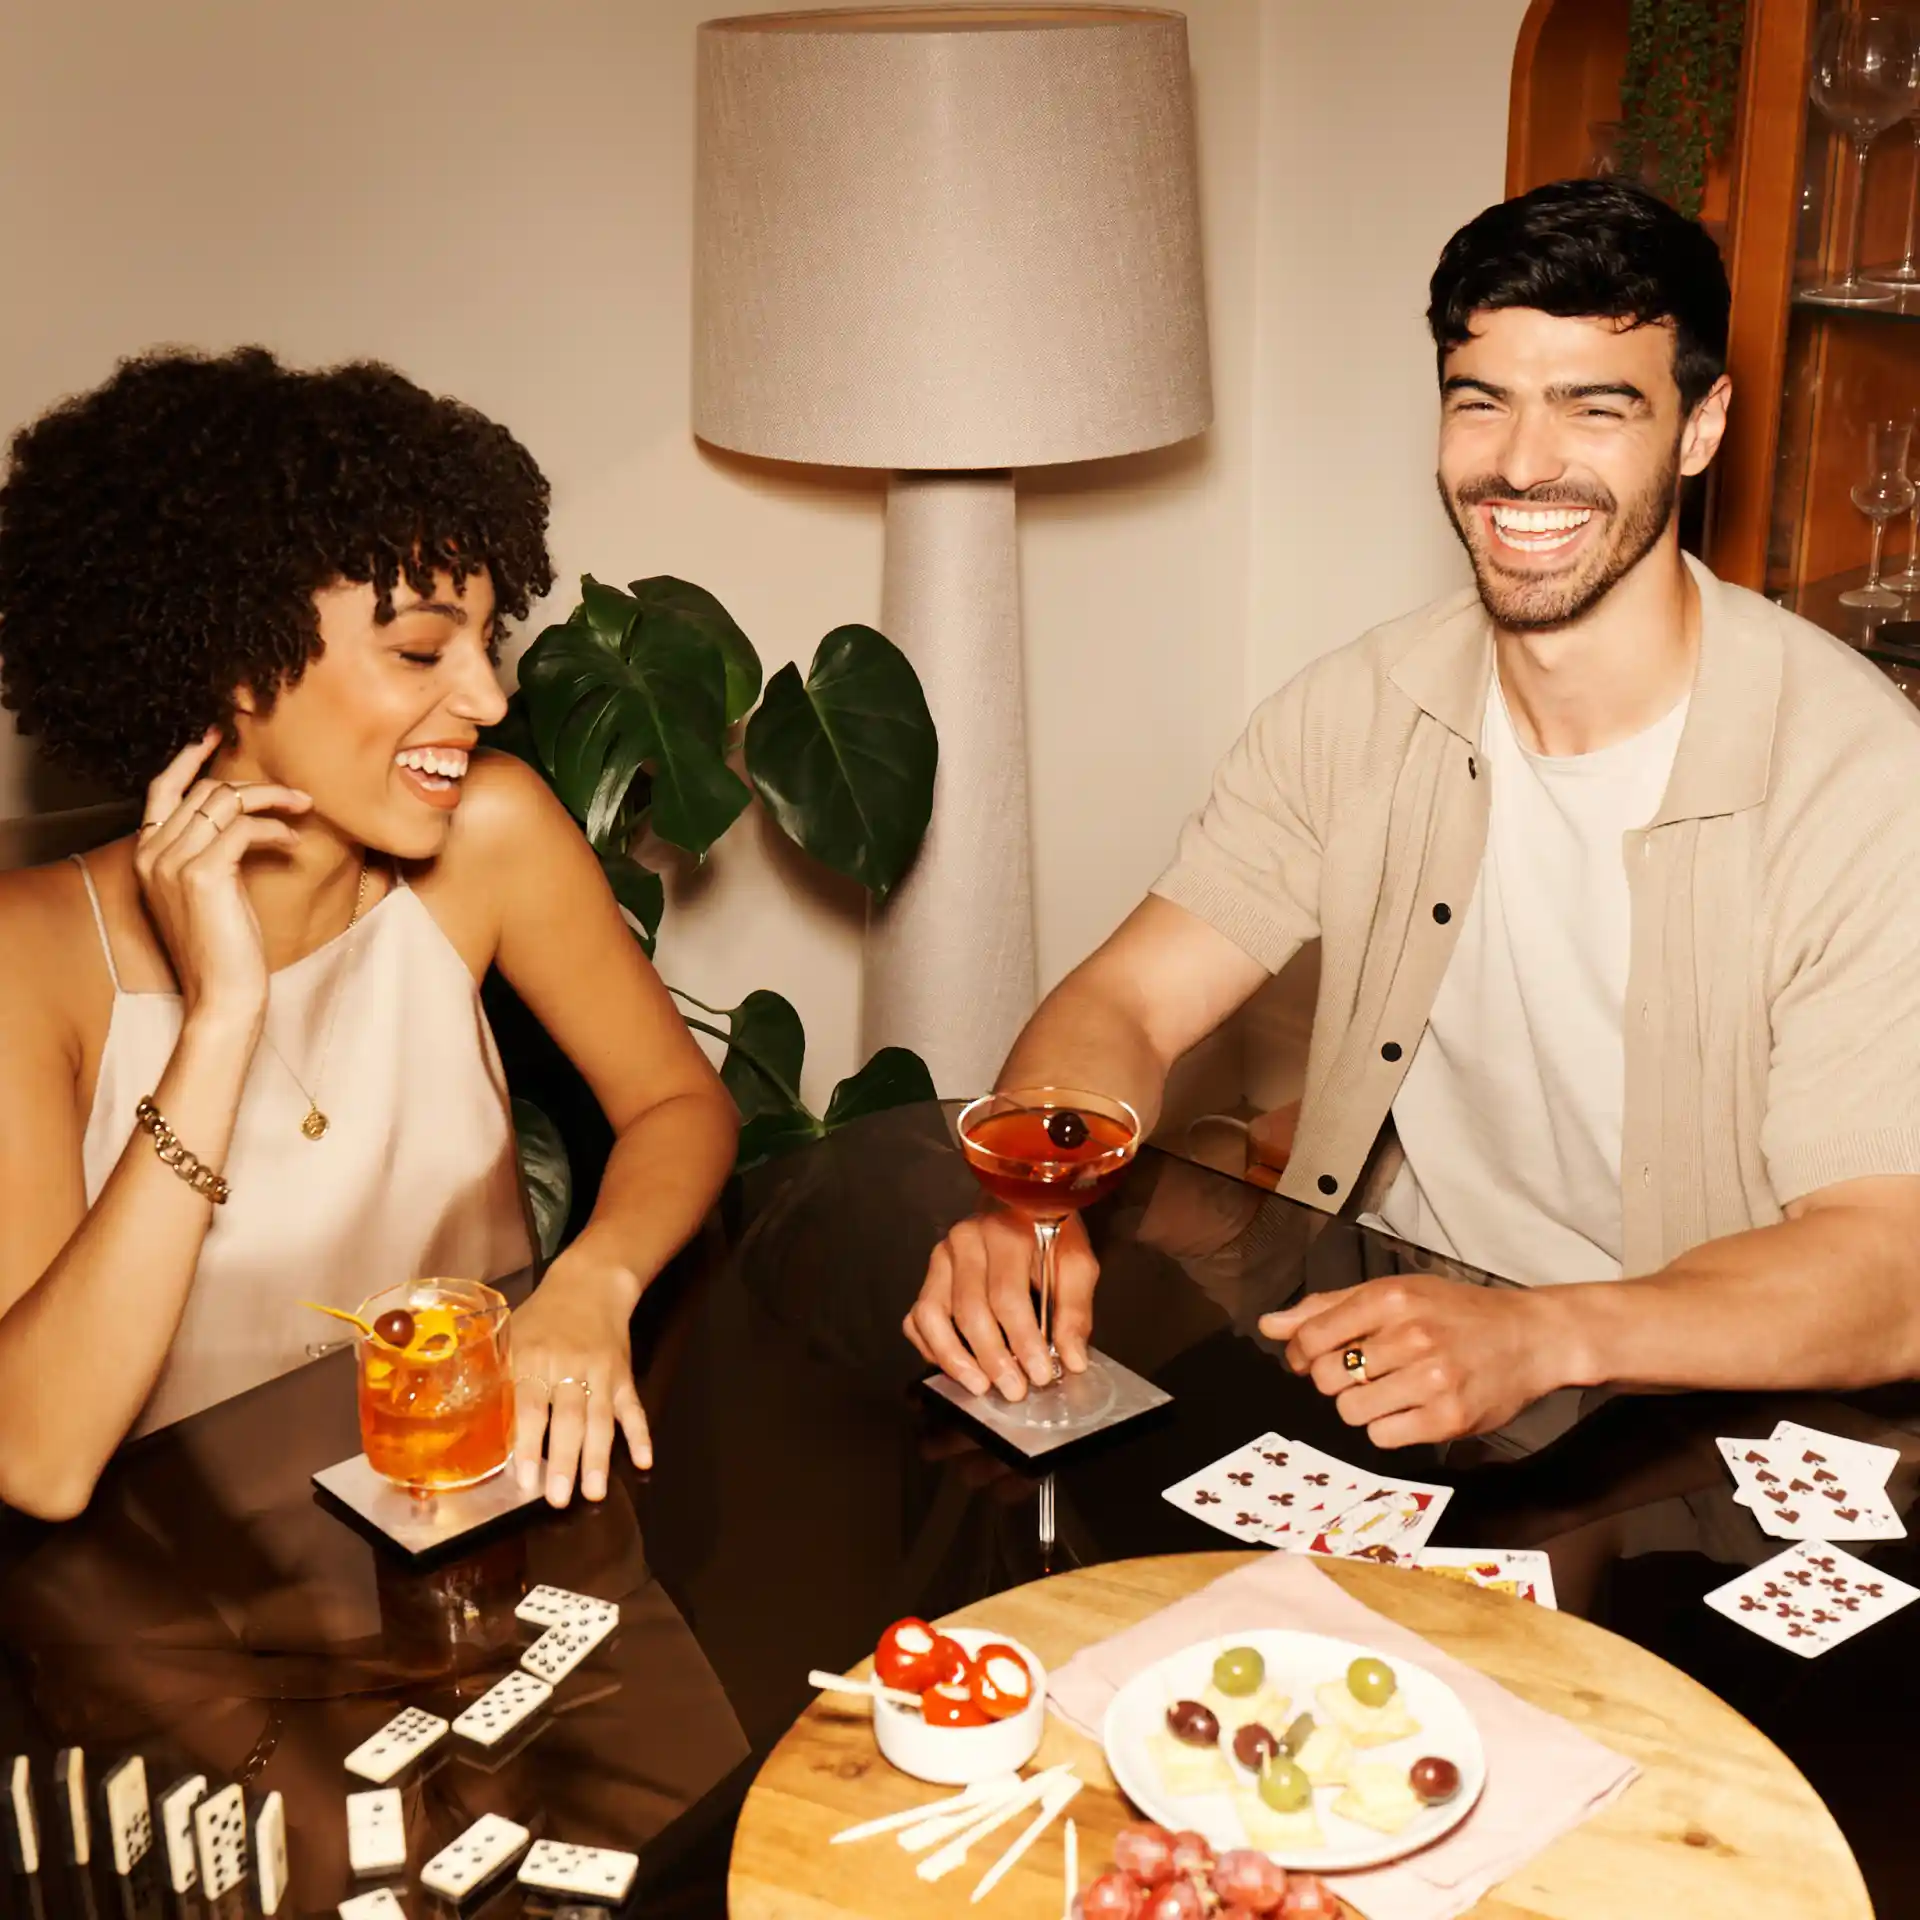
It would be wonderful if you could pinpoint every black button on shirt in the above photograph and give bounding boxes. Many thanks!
[1432,903,1452,924]
[1317,1174,1338,1196]
[1381,1042,1403,1062]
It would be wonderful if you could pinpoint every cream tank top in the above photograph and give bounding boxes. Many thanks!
[75,858,534,1436]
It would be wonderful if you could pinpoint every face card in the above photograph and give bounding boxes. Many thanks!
[1717,1437,1905,1540]
[520,1613,616,1686]
[346,1790,407,1878]
[343,1708,449,1784]
[253,1791,288,1917]
[452,1670,553,1748]
[1412,1546,1558,1608]
[100,1757,152,1876]
[154,1775,207,1893]
[419,1812,530,1902]
[339,1889,408,1920]
[190,1783,248,1901]
[1705,1540,1920,1656]
[516,1839,640,1903]
[1308,1474,1454,1562]
[52,1749,88,1867]
[5,1753,40,1875]
[513,1586,619,1632]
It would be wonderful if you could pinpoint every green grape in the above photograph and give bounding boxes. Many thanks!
[1211,1646,1265,1697]
[1257,1754,1311,1813]
[1346,1656,1397,1707]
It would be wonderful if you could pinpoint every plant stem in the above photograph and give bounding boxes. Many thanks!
[677,1012,811,1113]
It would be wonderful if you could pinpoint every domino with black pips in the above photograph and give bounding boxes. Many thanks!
[154,1774,207,1893]
[4,1753,39,1874]
[99,1757,152,1877]
[418,1812,530,1902]
[343,1708,448,1785]
[338,1888,407,1920]
[189,1782,247,1901]
[513,1587,619,1632]
[452,1670,553,1748]
[253,1790,287,1916]
[51,1749,88,1866]
[346,1789,406,1877]
[519,1612,616,1687]
[516,1839,639,1904]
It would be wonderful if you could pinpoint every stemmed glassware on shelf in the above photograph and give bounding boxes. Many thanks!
[1840,415,1917,608]
[1869,80,1920,289]
[1805,9,1919,308]
[1884,411,1920,593]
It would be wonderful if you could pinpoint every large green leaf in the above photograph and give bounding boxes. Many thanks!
[518,605,750,857]
[716,988,807,1123]
[824,1047,938,1130]
[736,1107,826,1171]
[743,625,936,902]
[597,849,664,955]
[629,576,763,727]
[511,1097,573,1261]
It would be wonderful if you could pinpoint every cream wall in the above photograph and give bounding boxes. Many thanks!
[0,0,1525,1115]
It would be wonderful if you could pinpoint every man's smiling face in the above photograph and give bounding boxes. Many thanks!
[1436,307,1723,632]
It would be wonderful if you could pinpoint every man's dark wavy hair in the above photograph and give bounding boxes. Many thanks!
[1427,178,1731,415]
[0,347,554,796]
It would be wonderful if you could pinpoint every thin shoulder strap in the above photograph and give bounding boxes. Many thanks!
[69,854,124,994]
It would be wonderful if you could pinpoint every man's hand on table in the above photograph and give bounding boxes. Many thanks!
[510,1250,652,1506]
[903,1208,1100,1400]
[1259,1272,1564,1446]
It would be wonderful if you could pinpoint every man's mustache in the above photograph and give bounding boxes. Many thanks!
[1452,477,1616,513]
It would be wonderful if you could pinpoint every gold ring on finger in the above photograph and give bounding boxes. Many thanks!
[1342,1344,1368,1385]
[514,1373,550,1395]
[555,1375,593,1398]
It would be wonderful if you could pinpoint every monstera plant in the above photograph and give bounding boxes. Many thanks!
[486,574,939,1242]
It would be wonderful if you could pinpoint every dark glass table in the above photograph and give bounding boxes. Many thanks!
[1,1102,1912,1919]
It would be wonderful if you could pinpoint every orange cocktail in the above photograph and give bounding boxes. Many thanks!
[355,1279,514,1492]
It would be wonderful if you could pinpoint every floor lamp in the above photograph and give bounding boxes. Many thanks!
[693,5,1212,1097]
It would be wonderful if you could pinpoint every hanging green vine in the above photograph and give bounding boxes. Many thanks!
[1616,0,1747,220]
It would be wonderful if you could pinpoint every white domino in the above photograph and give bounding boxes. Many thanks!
[155,1774,207,1892]
[419,1812,530,1901]
[52,1748,88,1866]
[254,1791,288,1916]
[339,1888,408,1920]
[4,1754,39,1876]
[520,1612,616,1686]
[191,1783,248,1901]
[344,1708,449,1784]
[517,1838,639,1904]
[346,1789,407,1876]
[452,1670,553,1748]
[514,1586,619,1631]
[101,1756,152,1876]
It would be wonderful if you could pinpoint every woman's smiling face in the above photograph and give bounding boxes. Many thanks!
[227,567,509,859]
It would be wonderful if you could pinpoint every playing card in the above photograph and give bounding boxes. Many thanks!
[190,1783,248,1901]
[1308,1473,1454,1562]
[453,1669,553,1747]
[52,1748,89,1866]
[154,1775,207,1893]
[1412,1546,1558,1608]
[1716,1437,1905,1541]
[343,1707,449,1784]
[516,1838,639,1903]
[514,1586,619,1631]
[253,1790,288,1916]
[1705,1540,1920,1656]
[1770,1420,1902,1493]
[347,1790,407,1877]
[100,1756,152,1875]
[5,1753,40,1874]
[339,1888,408,1920]
[419,1812,530,1900]
[1160,1433,1366,1546]
[520,1612,616,1686]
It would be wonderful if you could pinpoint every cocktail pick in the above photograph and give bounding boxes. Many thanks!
[300,1301,376,1337]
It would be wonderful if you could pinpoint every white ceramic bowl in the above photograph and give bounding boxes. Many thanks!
[872,1627,1048,1785]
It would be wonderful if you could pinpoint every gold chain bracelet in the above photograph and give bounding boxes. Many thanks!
[134,1095,231,1205]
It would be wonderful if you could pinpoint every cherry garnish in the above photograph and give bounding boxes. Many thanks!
[1044,1109,1089,1150]
[372,1309,416,1349]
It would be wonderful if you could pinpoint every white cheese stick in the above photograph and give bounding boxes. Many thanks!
[971,1775,1083,1902]
[898,1765,1068,1853]
[1062,1817,1077,1920]
[917,1769,1076,1881]
[832,1774,1022,1846]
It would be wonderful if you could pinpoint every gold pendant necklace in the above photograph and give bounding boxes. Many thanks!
[262,861,372,1141]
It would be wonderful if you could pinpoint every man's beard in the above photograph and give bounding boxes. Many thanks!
[1439,442,1681,632]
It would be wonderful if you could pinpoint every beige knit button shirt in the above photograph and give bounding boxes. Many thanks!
[1153,555,1920,1280]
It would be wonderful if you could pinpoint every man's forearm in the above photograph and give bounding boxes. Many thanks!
[1542,1204,1920,1394]
[998,974,1172,1132]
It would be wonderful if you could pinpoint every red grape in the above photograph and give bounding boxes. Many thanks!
[1112,1824,1175,1885]
[1168,1830,1215,1877]
[1141,1879,1205,1920]
[1077,1871,1144,1919]
[1212,1848,1287,1912]
[1279,1872,1340,1916]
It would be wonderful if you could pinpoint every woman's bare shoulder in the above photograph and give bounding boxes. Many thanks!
[0,845,123,1044]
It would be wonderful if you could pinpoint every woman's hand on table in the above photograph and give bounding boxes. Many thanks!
[510,1251,652,1506]
[1259,1272,1567,1446]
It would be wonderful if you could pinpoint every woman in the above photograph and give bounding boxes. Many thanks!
[0,348,737,1520]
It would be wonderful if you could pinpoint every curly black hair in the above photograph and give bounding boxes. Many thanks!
[0,347,554,796]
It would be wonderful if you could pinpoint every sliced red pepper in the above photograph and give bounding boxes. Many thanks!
[967,1642,1034,1720]
[874,1617,941,1693]
[921,1679,989,1728]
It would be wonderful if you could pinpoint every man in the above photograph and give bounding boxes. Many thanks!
[904,177,1920,1445]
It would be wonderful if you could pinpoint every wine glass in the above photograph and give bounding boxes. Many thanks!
[954,1088,1141,1433]
[1869,85,1920,286]
[1805,9,1918,308]
[1841,416,1917,607]
[1885,410,1920,590]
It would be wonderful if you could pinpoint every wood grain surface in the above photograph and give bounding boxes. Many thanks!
[728,1551,1869,1920]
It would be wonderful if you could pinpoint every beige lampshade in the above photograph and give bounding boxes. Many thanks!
[693,6,1212,470]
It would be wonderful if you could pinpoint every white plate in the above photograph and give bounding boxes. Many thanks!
[1101,1628,1486,1872]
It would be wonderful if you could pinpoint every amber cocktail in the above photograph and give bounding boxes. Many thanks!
[355,1278,514,1492]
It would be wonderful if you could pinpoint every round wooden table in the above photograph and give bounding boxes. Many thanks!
[728,1552,1869,1920]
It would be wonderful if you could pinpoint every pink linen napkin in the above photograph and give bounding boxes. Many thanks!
[1048,1554,1638,1920]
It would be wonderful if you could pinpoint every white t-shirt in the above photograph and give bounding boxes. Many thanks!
[1372,674,1689,1285]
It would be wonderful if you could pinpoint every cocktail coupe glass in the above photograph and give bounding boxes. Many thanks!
[1841,416,1917,608]
[1805,10,1917,308]
[955,1088,1142,1433]
[354,1278,515,1492]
